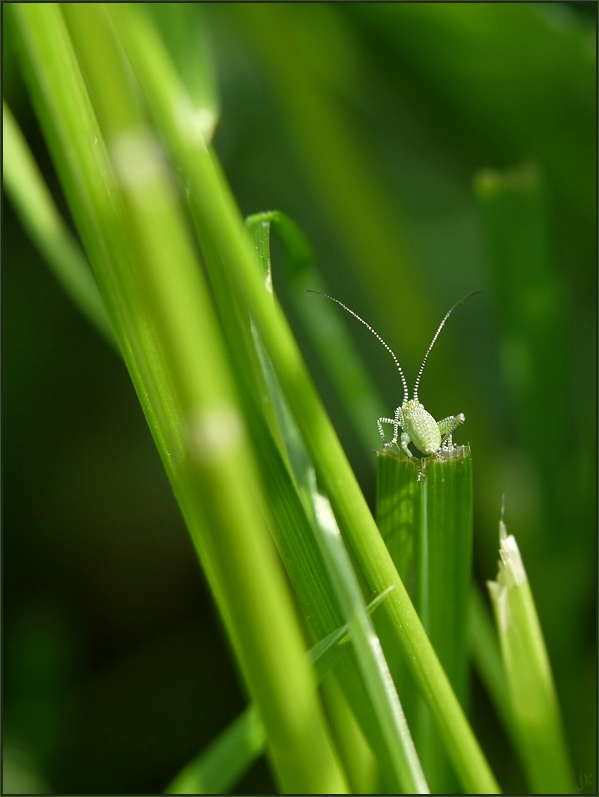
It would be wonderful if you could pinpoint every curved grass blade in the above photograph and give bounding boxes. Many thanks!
[3,101,116,349]
[246,210,384,454]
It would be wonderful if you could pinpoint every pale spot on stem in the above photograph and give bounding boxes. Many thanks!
[188,406,245,463]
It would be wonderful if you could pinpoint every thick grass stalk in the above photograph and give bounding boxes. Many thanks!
[109,6,500,792]
[377,447,473,792]
[14,5,348,792]
[487,521,573,794]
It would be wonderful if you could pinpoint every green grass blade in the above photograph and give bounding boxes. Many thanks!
[3,101,116,348]
[418,450,473,709]
[246,211,314,278]
[14,5,348,792]
[487,522,574,793]
[110,5,500,791]
[10,3,185,479]
[416,450,473,792]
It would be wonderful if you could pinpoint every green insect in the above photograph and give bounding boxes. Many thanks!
[310,290,480,459]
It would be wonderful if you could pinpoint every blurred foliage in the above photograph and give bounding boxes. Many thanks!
[4,3,595,793]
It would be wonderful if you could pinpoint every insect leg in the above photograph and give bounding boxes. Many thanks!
[437,413,465,447]
[377,406,402,448]
[400,431,414,458]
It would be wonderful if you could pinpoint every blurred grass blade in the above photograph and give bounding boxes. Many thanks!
[236,5,429,349]
[16,5,348,792]
[165,589,394,795]
[377,447,473,792]
[9,3,186,479]
[474,165,570,500]
[487,520,573,793]
[145,3,219,143]
[3,101,116,348]
[469,584,519,754]
[108,6,500,792]
[165,706,264,796]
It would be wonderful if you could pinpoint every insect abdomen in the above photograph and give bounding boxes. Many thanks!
[404,401,441,455]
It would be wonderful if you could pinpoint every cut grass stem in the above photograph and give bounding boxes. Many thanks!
[488,521,574,794]
[377,448,473,792]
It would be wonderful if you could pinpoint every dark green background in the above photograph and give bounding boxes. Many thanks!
[4,4,596,793]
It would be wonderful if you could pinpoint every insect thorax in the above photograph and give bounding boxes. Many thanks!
[402,399,442,455]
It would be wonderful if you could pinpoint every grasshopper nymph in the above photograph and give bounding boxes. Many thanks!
[309,290,480,461]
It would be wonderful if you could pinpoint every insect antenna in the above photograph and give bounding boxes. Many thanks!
[308,289,409,405]
[413,290,481,402]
